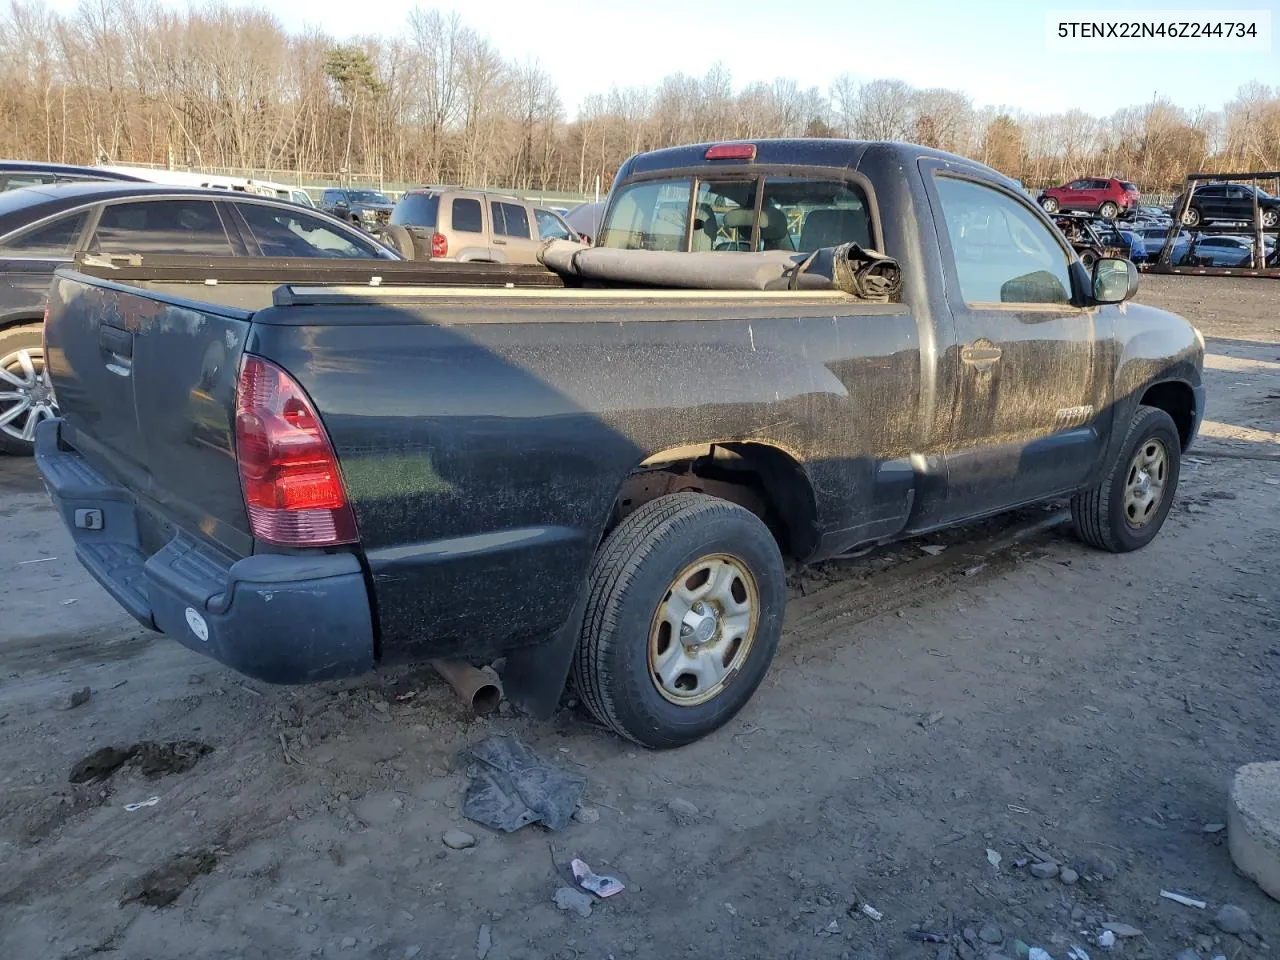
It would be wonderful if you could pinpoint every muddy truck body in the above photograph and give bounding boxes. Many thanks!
[36,140,1205,748]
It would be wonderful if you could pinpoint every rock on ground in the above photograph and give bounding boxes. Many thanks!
[442,829,476,850]
[1214,904,1252,935]
[553,886,592,918]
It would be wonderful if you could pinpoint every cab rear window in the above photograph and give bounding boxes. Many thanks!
[598,176,874,254]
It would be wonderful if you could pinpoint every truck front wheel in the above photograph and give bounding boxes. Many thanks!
[572,492,786,749]
[1071,405,1182,552]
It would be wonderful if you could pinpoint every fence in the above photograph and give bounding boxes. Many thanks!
[103,160,595,207]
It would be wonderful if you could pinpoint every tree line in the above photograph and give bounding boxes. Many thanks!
[2,0,1279,196]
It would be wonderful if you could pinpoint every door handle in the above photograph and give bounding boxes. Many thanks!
[99,324,133,376]
[492,237,507,245]
[961,342,1002,368]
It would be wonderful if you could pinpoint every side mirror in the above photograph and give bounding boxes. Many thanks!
[1092,257,1139,304]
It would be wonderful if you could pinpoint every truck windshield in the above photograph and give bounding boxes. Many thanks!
[349,191,390,204]
[598,176,873,254]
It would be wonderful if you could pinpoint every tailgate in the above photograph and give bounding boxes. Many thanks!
[42,270,255,558]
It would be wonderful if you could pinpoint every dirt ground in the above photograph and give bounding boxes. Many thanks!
[1,275,1277,960]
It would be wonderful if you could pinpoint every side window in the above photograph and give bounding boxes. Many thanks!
[932,176,1074,306]
[3,174,56,191]
[236,203,384,258]
[0,211,89,256]
[491,202,530,239]
[93,200,235,255]
[452,198,483,234]
[535,209,572,241]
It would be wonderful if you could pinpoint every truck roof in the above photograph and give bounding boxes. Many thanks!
[615,138,1015,190]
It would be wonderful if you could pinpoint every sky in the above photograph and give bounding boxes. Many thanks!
[44,0,1280,118]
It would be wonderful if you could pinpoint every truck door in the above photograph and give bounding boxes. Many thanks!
[919,161,1112,522]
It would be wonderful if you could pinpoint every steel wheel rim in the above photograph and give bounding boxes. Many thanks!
[1123,438,1169,529]
[0,345,57,444]
[648,554,759,707]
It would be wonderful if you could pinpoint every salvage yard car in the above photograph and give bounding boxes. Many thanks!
[35,139,1205,749]
[1037,176,1140,220]
[378,187,582,262]
[0,182,400,455]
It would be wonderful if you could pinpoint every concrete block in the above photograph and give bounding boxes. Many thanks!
[1228,761,1280,902]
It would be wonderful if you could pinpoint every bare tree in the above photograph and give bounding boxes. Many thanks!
[0,2,1273,194]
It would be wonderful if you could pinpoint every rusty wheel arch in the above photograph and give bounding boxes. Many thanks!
[606,441,819,560]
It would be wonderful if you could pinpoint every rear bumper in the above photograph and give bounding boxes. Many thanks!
[34,420,375,684]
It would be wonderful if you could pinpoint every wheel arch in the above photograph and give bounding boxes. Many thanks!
[1138,379,1197,450]
[605,440,820,560]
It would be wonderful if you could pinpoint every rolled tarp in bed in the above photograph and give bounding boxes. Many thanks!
[538,239,902,301]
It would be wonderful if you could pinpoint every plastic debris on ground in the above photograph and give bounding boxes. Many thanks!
[860,903,884,921]
[987,848,1003,869]
[459,734,586,832]
[123,795,160,811]
[1028,949,1052,960]
[1067,947,1091,960]
[1160,890,1206,909]
[571,858,624,898]
[1097,930,1116,949]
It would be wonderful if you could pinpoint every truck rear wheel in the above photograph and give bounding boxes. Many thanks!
[572,493,786,749]
[1071,405,1181,552]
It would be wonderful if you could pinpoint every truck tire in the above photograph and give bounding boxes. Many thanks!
[1071,405,1182,553]
[1040,197,1059,213]
[0,324,56,457]
[572,492,786,749]
[1079,248,1100,271]
[1098,201,1120,220]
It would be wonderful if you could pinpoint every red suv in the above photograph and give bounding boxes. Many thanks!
[1037,177,1140,220]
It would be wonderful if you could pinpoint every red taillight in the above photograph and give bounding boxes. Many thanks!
[430,232,448,258]
[234,355,357,547]
[705,142,757,161]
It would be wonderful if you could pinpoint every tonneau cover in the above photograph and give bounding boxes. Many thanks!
[538,239,902,300]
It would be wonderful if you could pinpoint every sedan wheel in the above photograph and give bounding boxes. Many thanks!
[1040,197,1059,213]
[0,326,57,456]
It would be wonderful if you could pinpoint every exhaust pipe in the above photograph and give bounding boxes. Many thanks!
[430,659,501,716]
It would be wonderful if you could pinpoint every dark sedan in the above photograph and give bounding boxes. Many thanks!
[0,181,400,455]
[0,160,148,193]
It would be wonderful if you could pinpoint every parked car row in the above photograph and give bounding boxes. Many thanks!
[0,181,401,455]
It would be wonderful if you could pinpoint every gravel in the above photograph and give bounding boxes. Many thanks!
[1030,862,1059,879]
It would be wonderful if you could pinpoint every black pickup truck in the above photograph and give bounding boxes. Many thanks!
[35,139,1205,749]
